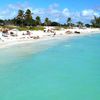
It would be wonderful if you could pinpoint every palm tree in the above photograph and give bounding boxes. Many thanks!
[44,18,51,26]
[91,16,100,28]
[25,9,33,19]
[16,9,24,26]
[67,17,72,27]
[24,9,33,26]
[35,16,41,25]
[17,10,24,19]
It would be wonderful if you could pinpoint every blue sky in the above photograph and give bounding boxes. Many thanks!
[0,0,100,23]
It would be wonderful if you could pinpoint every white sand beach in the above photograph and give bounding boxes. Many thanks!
[0,27,100,49]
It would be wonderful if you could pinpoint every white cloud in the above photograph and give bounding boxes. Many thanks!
[52,18,60,22]
[62,8,70,17]
[33,8,45,15]
[50,9,60,14]
[0,2,100,23]
[82,9,99,17]
[49,3,59,9]
[0,1,30,19]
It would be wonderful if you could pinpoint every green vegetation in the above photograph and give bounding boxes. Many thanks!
[67,17,72,27]
[91,16,100,28]
[0,9,99,30]
[35,16,41,26]
[0,25,45,31]
[44,18,51,26]
[15,26,44,31]
[76,21,84,28]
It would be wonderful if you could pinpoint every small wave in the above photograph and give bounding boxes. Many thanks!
[64,44,71,47]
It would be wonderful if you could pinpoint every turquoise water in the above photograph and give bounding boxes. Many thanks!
[0,34,100,100]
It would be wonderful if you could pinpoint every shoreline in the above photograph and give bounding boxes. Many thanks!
[0,28,100,49]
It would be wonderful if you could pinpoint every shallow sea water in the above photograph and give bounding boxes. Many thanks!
[0,34,100,100]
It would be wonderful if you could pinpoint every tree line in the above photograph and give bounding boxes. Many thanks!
[0,9,100,28]
[0,9,60,27]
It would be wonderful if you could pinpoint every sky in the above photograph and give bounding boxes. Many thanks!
[0,0,100,23]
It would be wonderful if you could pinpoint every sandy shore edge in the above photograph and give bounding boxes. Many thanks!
[0,30,100,49]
